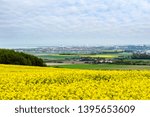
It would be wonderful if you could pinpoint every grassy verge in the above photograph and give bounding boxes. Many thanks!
[51,64,150,70]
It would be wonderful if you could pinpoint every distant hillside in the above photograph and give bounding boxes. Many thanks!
[0,49,46,66]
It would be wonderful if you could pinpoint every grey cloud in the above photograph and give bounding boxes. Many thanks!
[0,0,150,47]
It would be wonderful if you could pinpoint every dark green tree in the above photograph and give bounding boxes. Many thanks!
[0,49,46,66]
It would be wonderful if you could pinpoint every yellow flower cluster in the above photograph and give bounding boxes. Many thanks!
[0,64,150,100]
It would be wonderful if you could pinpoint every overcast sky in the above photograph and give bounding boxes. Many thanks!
[0,0,150,48]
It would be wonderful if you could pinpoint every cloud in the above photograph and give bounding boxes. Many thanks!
[0,0,150,46]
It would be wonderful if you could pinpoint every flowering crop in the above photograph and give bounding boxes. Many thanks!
[0,64,150,100]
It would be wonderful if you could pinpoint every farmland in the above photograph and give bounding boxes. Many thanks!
[37,54,80,61]
[37,52,150,70]
[0,64,150,100]
[37,52,132,61]
[52,64,150,70]
[1,47,150,100]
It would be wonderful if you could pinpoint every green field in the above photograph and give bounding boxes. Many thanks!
[37,54,80,61]
[37,52,132,61]
[52,64,150,70]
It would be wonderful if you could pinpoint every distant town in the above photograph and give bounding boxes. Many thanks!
[14,45,150,54]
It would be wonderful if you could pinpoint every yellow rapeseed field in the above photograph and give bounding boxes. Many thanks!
[0,64,150,100]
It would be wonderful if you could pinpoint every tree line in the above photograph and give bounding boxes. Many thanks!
[132,53,150,59]
[0,49,46,66]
